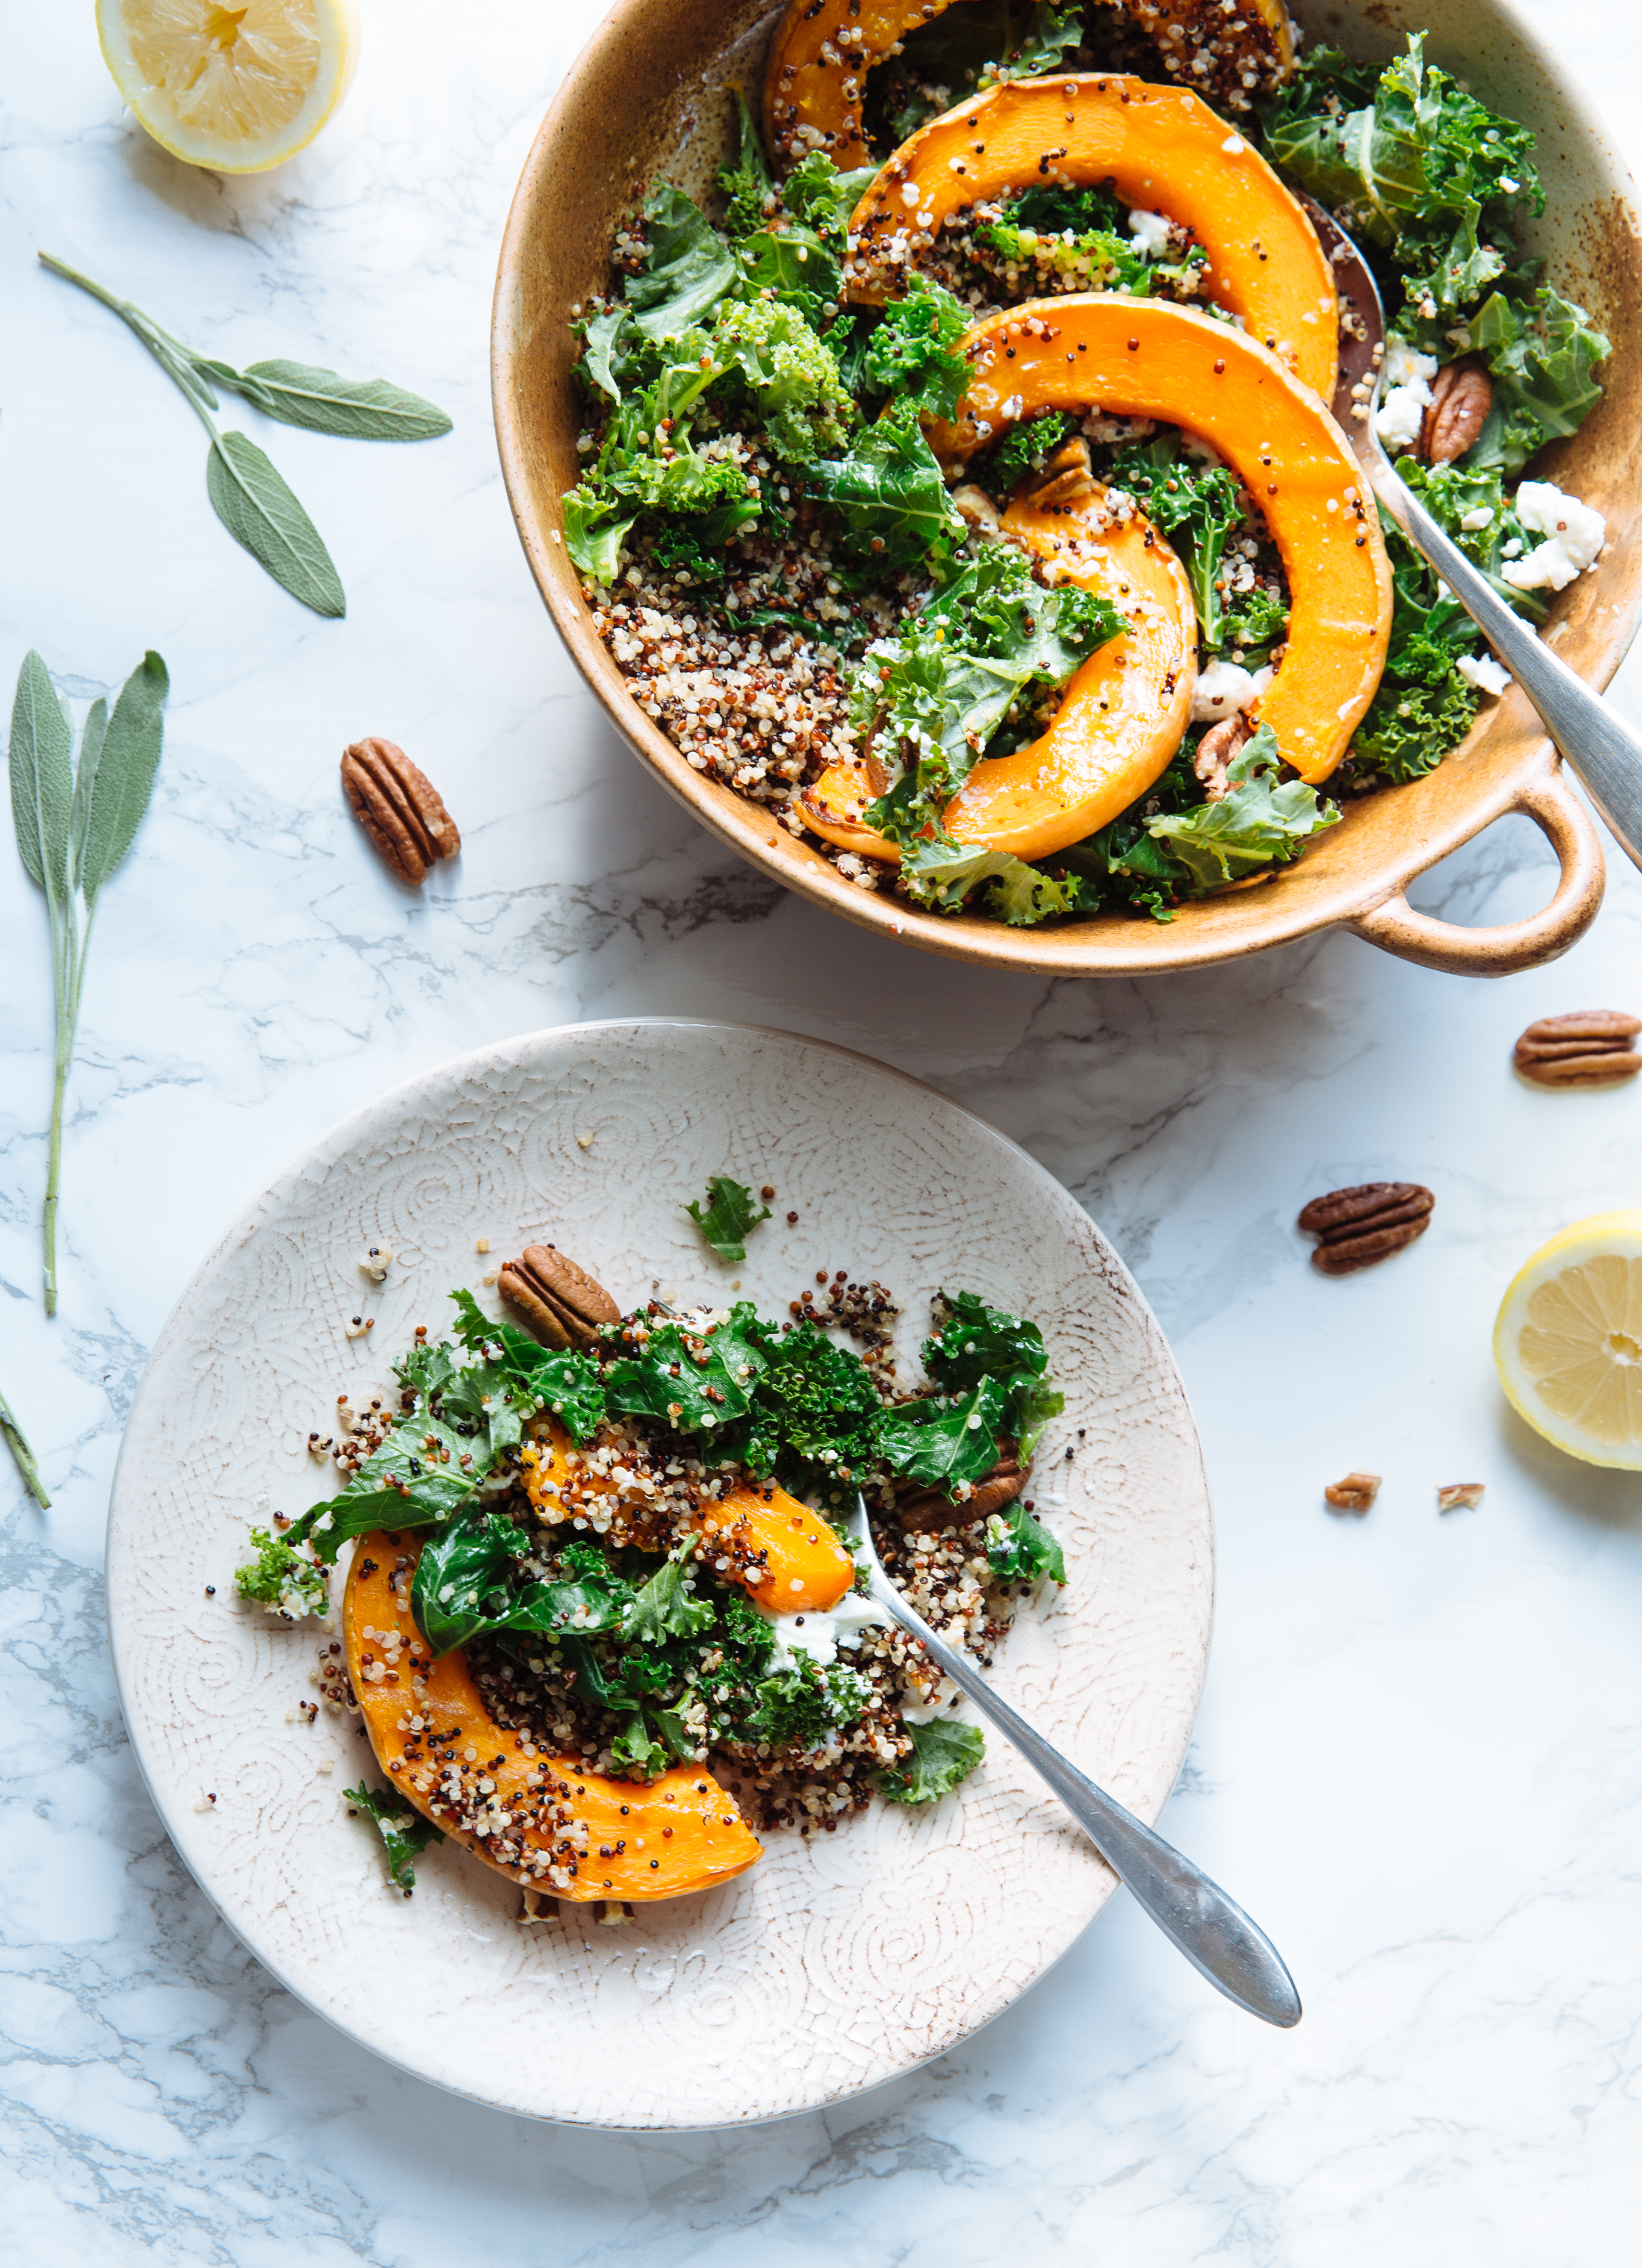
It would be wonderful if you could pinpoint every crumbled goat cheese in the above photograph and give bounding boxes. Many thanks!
[1384,338,1438,390]
[1191,660,1272,723]
[1374,339,1437,450]
[1459,505,1495,531]
[1501,480,1607,593]
[1128,207,1175,257]
[756,1592,889,1673]
[1456,652,1512,696]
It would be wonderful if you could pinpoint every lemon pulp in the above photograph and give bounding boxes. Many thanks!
[97,0,359,174]
[1494,1212,1642,1468]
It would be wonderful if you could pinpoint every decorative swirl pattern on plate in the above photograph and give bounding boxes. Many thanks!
[106,1019,1211,2129]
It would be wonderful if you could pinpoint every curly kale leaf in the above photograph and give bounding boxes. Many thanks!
[445,1289,607,1440]
[603,1311,765,1435]
[719,91,775,243]
[779,150,879,254]
[979,181,1158,295]
[713,295,854,465]
[746,1655,872,1751]
[923,1289,1063,1456]
[1350,513,1486,782]
[1219,584,1288,666]
[811,398,964,571]
[624,184,738,340]
[879,1716,985,1805]
[986,1498,1067,1585]
[622,1556,716,1646]
[684,1172,773,1262]
[982,408,1079,500]
[233,1528,328,1618]
[734,1319,883,1492]
[410,1506,540,1655]
[874,1374,1007,1489]
[853,546,1126,845]
[1107,434,1242,649]
[858,277,972,420]
[1147,726,1340,890]
[1466,286,1610,475]
[344,1781,443,1893]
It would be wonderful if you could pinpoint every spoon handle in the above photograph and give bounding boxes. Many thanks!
[1368,466,1642,871]
[864,1566,1302,2028]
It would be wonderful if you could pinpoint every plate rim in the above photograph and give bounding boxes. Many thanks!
[106,1015,1213,2128]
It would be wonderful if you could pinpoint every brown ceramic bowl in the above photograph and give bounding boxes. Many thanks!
[493,0,1642,977]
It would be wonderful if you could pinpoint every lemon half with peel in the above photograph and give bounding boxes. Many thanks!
[1495,1212,1642,1468]
[97,0,360,174]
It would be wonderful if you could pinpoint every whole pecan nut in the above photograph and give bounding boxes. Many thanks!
[1514,1009,1642,1087]
[1324,1471,1381,1515]
[341,737,461,885]
[1193,713,1253,802]
[898,1446,1030,1527]
[499,1244,621,1350]
[1420,357,1492,466]
[1298,1182,1434,1275]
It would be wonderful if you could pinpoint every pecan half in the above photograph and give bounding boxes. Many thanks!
[1437,1482,1485,1513]
[1022,435,1098,509]
[1420,358,1492,466]
[499,1244,621,1351]
[341,737,461,886]
[1298,1182,1434,1275]
[1513,1010,1642,1087]
[1324,1471,1381,1515]
[951,484,1004,540]
[1194,713,1252,802]
[898,1446,1030,1528]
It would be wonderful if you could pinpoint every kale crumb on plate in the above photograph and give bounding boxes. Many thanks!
[240,1272,1069,1892]
[560,25,1610,929]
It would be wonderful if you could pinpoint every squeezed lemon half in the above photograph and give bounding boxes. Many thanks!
[1494,1211,1642,1468]
[96,0,360,174]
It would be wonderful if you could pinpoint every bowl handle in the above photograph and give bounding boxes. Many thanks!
[1346,760,1604,977]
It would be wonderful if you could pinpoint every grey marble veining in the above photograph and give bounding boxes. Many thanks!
[4,1,1642,2259]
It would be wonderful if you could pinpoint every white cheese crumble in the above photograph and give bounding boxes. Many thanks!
[756,1591,889,1673]
[1191,659,1272,723]
[1127,206,1174,257]
[1457,652,1512,696]
[1374,339,1438,451]
[1459,505,1495,531]
[1501,480,1607,593]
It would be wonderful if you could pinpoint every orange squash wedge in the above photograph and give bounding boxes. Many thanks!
[762,0,1294,171]
[521,1423,858,1617]
[929,298,1392,782]
[345,1531,763,1902]
[803,487,1196,861]
[846,74,1337,401]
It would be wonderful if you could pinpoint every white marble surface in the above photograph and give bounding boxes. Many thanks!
[3,0,1642,2257]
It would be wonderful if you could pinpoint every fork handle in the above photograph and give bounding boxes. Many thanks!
[1369,468,1642,872]
[865,1568,1302,2028]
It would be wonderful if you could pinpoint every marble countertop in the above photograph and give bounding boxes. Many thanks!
[4,1,1642,2257]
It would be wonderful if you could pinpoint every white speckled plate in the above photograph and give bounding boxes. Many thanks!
[107,1020,1211,2129]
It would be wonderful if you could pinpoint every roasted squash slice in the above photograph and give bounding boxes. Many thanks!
[846,74,1337,401]
[803,486,1196,861]
[929,298,1392,782]
[522,1423,858,1616]
[762,0,1294,171]
[345,1531,763,1902]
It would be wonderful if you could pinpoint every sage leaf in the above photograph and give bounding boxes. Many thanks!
[207,432,346,618]
[227,359,453,441]
[8,650,73,901]
[66,698,108,896]
[76,653,169,908]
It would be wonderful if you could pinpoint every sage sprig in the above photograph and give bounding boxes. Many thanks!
[0,1383,50,1509]
[38,254,452,617]
[8,648,169,1315]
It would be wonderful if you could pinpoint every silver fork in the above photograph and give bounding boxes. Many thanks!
[853,1496,1302,2028]
[1306,197,1642,870]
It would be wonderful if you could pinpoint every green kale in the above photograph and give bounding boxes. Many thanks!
[874,1375,1007,1489]
[1053,745,1204,922]
[923,1290,1063,1455]
[623,184,738,341]
[344,1780,443,1893]
[895,836,1076,923]
[1146,726,1340,889]
[873,0,1084,143]
[621,1556,715,1646]
[1219,584,1288,665]
[811,398,966,571]
[747,1655,872,1751]
[715,296,855,466]
[853,546,1126,846]
[603,1312,762,1433]
[718,91,775,243]
[983,408,1079,499]
[734,1319,883,1492]
[1108,434,1242,650]
[978,179,1157,296]
[1348,507,1492,783]
[985,1498,1067,1586]
[410,1505,537,1655]
[857,277,972,420]
[232,1528,328,1618]
[685,1172,773,1261]
[779,150,879,254]
[878,1716,985,1804]
[1466,286,1610,475]
[1354,672,1480,782]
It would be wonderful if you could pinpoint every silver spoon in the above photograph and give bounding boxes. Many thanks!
[1305,197,1642,871]
[852,1496,1302,2028]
